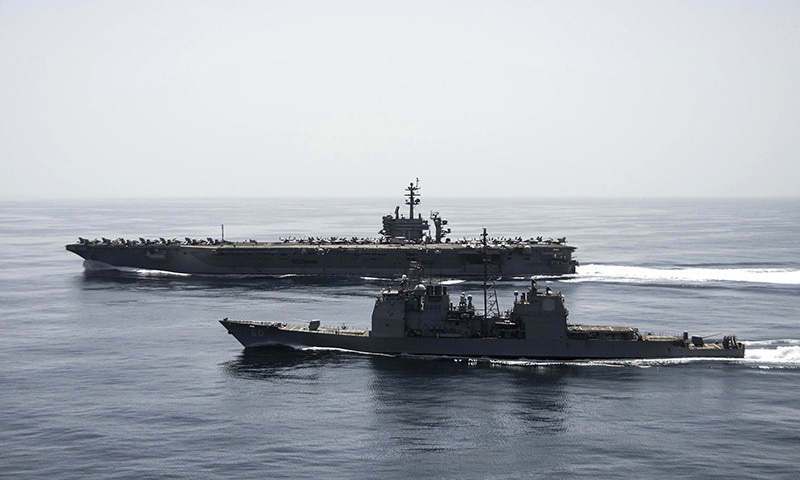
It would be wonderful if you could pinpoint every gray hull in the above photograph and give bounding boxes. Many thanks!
[66,241,577,277]
[220,320,745,360]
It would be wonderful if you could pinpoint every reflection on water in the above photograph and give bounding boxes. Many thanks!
[366,355,573,440]
[219,345,751,453]
[221,347,357,381]
[81,268,383,290]
[222,347,578,440]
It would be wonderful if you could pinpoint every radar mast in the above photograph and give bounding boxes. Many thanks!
[482,228,500,320]
[405,178,421,219]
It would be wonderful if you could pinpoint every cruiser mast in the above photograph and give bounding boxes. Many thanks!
[482,228,500,321]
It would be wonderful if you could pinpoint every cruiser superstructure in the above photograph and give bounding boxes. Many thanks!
[220,263,745,360]
[66,181,577,278]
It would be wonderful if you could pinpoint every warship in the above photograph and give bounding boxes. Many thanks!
[66,181,577,278]
[220,259,745,360]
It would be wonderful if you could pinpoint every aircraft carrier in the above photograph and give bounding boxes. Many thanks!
[66,181,577,278]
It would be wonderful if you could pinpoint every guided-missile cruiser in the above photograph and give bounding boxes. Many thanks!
[220,261,744,360]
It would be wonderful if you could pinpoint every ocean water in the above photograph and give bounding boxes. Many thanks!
[1,197,799,479]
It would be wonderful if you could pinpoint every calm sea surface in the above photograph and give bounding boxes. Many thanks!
[1,197,799,479]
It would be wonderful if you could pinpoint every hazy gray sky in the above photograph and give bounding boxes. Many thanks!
[1,0,798,199]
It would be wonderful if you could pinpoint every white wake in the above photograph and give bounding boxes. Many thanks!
[567,264,800,285]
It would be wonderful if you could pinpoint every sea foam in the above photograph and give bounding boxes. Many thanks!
[568,264,800,285]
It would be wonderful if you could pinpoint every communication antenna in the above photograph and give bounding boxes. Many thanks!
[482,228,500,319]
[405,178,421,218]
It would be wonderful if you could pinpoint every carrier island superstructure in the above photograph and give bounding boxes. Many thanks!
[66,181,577,278]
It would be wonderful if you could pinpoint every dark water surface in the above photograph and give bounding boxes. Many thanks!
[1,198,799,479]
